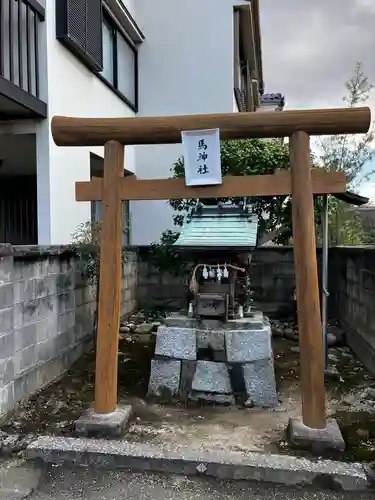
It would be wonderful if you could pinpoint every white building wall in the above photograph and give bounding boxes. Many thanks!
[28,0,249,245]
[36,0,137,245]
[131,0,246,245]
[123,0,136,17]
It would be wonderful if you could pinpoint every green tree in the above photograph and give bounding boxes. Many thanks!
[71,219,130,339]
[71,220,103,284]
[164,138,293,245]
[148,139,294,273]
[71,219,130,284]
[155,62,374,254]
[320,62,374,187]
[326,197,365,245]
[318,61,375,245]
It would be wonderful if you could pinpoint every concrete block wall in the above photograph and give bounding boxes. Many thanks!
[251,248,323,316]
[137,254,186,311]
[97,244,375,378]
[252,247,375,373]
[329,246,375,375]
[251,248,296,316]
[0,245,138,417]
[135,247,323,317]
[121,252,138,317]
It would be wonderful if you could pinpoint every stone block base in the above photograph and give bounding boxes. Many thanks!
[287,417,345,454]
[243,359,278,408]
[147,315,278,408]
[189,390,235,404]
[148,359,181,398]
[75,406,132,438]
[192,361,231,393]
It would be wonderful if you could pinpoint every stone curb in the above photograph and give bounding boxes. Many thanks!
[26,435,372,492]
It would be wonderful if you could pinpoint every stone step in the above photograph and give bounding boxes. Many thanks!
[26,435,370,491]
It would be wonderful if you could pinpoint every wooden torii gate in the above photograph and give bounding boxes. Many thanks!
[51,107,371,431]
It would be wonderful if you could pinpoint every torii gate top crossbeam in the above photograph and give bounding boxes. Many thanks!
[51,107,371,147]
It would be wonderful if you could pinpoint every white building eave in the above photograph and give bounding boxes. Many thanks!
[104,0,145,44]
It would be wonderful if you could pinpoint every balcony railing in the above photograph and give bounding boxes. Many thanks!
[0,0,46,118]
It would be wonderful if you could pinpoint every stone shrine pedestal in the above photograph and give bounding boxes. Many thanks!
[148,312,278,407]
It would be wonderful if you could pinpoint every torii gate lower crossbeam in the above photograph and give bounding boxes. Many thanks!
[51,107,371,447]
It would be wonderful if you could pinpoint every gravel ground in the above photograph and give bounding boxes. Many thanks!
[2,335,375,461]
[30,467,375,500]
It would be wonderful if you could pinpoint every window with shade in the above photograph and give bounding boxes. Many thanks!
[56,0,139,112]
[89,153,131,248]
[99,9,137,111]
[91,200,131,247]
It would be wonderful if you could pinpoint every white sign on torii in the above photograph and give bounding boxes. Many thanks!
[181,128,222,187]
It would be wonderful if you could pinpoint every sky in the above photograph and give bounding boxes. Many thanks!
[259,0,375,199]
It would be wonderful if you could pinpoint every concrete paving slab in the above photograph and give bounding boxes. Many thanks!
[29,467,375,500]
[0,460,41,499]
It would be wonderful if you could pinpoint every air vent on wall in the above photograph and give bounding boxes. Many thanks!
[56,0,103,72]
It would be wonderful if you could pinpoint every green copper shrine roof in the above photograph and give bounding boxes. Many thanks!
[173,205,259,250]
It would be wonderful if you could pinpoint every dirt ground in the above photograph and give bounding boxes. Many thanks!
[2,331,375,462]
